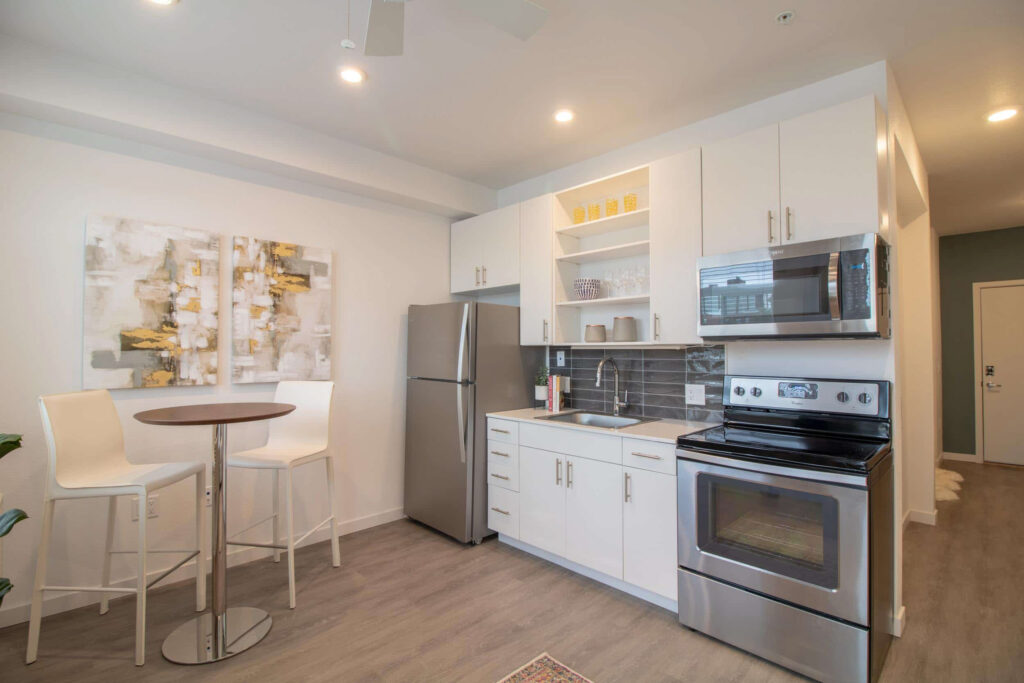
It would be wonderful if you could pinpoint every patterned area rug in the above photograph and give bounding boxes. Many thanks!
[497,653,593,683]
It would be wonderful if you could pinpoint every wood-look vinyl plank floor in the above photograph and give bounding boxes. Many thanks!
[1,461,1021,682]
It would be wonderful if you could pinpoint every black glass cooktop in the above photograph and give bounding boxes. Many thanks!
[677,424,891,474]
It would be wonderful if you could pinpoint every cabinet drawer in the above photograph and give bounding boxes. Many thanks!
[487,439,517,468]
[487,486,519,538]
[488,456,518,492]
[621,438,677,475]
[487,418,518,444]
[519,423,621,465]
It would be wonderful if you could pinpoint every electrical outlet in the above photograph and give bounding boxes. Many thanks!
[685,383,706,406]
[205,486,212,507]
[131,496,139,521]
[130,495,159,521]
[556,350,566,367]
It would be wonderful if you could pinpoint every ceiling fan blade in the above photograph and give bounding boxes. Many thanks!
[455,0,549,41]
[365,0,405,56]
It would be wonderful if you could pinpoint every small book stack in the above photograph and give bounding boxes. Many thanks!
[546,375,570,412]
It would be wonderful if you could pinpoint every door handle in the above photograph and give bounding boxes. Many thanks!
[490,506,510,516]
[490,428,510,434]
[490,473,510,481]
[455,304,470,464]
[624,472,632,503]
[767,210,775,244]
[631,451,663,461]
[566,460,573,488]
[827,251,841,321]
[475,266,480,287]
[785,206,793,241]
[543,319,549,342]
[986,382,1003,389]
[482,265,487,285]
[653,313,661,340]
[555,458,562,485]
[490,450,510,457]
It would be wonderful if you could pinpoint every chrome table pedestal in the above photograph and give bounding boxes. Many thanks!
[134,402,294,665]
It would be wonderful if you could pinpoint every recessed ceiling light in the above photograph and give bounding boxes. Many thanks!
[339,67,366,84]
[776,10,795,25]
[554,109,574,123]
[147,0,179,5]
[987,108,1018,123]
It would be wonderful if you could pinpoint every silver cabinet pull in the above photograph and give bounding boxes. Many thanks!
[475,266,480,286]
[767,209,775,243]
[490,473,510,481]
[566,460,573,488]
[482,265,487,285]
[543,319,549,342]
[490,506,510,516]
[785,206,793,241]
[624,472,632,503]
[490,428,510,434]
[986,382,1003,389]
[631,451,663,460]
[653,313,661,340]
[555,458,562,485]
[490,450,510,458]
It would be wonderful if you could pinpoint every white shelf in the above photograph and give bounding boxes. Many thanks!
[556,240,650,265]
[569,342,682,349]
[556,208,650,238]
[556,294,649,308]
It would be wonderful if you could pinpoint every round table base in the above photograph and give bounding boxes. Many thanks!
[161,607,272,664]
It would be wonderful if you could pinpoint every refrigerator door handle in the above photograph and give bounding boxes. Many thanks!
[455,303,470,464]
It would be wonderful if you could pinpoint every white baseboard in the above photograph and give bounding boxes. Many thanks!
[892,605,906,637]
[941,451,982,464]
[499,535,677,613]
[0,506,405,630]
[905,509,937,526]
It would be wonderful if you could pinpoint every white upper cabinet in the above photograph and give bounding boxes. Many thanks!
[450,203,520,294]
[564,456,623,579]
[701,123,781,256]
[519,194,554,345]
[649,148,702,344]
[779,95,885,245]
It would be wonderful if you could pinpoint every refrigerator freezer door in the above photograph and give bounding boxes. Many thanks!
[407,302,475,382]
[404,378,475,543]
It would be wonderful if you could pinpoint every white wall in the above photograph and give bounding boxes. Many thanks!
[0,123,453,625]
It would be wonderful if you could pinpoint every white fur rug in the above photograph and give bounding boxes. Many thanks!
[936,467,964,501]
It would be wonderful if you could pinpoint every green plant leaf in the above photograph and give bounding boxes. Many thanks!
[0,577,11,605]
[0,433,22,459]
[0,509,27,537]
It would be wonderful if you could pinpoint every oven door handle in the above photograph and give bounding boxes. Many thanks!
[827,251,841,320]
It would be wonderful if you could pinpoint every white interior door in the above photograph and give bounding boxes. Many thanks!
[981,284,1024,465]
[565,456,623,579]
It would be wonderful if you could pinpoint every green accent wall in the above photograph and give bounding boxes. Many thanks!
[939,225,1024,454]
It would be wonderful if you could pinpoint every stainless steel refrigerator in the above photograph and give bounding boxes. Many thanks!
[404,302,541,543]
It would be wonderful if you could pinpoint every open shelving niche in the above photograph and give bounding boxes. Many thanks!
[552,166,654,346]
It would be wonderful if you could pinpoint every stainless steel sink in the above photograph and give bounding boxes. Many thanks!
[536,411,659,429]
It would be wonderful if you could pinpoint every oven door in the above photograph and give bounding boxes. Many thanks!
[677,453,869,626]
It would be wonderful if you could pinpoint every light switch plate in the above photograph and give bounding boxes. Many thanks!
[556,350,566,367]
[685,383,706,406]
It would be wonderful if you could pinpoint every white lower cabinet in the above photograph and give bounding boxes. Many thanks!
[487,485,519,539]
[565,456,623,579]
[518,445,566,556]
[623,466,678,600]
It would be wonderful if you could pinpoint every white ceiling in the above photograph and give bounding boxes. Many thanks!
[1,0,1021,234]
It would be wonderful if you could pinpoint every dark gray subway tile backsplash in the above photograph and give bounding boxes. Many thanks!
[544,345,725,423]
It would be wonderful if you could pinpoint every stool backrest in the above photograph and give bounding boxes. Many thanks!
[38,390,127,490]
[266,381,334,453]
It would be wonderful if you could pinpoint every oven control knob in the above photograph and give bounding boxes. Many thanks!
[750,387,762,397]
[858,392,873,405]
[836,391,850,403]
[734,386,746,397]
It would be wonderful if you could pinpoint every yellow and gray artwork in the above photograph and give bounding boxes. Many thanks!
[232,237,332,383]
[83,216,220,389]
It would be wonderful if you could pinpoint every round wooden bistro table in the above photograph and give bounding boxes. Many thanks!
[134,402,295,665]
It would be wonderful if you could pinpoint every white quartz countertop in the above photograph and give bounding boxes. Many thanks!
[486,407,715,444]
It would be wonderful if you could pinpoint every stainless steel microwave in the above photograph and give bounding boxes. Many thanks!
[697,233,890,340]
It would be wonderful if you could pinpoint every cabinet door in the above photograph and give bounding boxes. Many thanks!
[479,204,520,289]
[519,194,553,345]
[623,467,677,600]
[565,456,623,579]
[518,446,565,556]
[450,214,483,293]
[650,149,702,344]
[701,123,781,256]
[780,95,883,245]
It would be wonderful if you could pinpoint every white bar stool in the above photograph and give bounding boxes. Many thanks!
[27,390,206,666]
[227,381,339,609]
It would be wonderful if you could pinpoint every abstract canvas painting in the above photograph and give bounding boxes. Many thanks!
[83,216,220,389]
[232,237,332,383]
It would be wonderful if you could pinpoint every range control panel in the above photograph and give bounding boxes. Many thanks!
[725,375,888,417]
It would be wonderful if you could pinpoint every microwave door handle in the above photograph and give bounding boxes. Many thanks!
[828,251,841,320]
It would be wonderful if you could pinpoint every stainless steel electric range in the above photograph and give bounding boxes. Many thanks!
[676,375,893,683]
